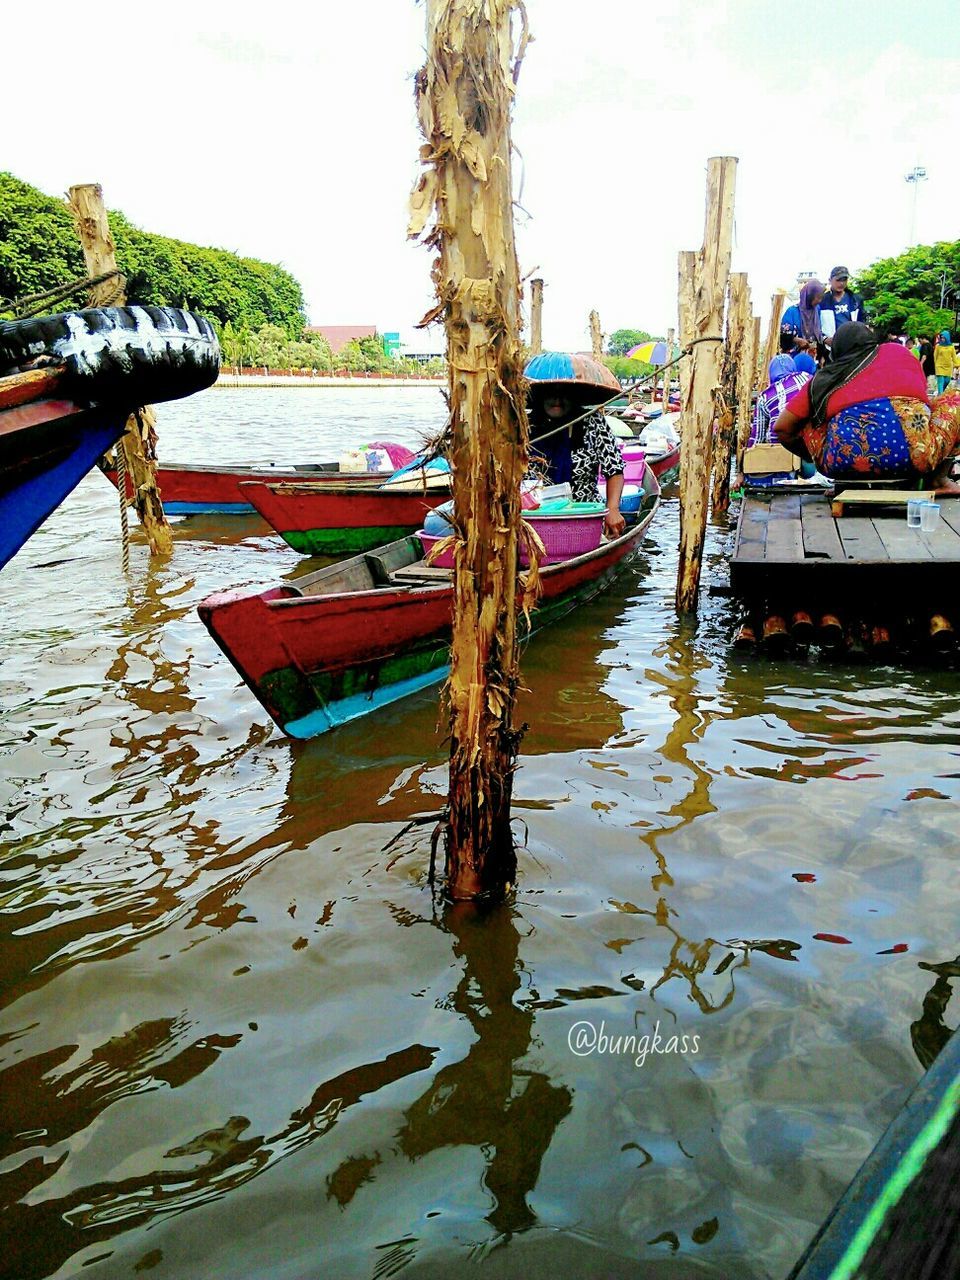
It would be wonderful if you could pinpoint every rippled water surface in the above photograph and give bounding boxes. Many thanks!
[2,387,959,1280]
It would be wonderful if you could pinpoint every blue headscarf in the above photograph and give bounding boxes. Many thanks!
[769,354,797,383]
[941,330,952,345]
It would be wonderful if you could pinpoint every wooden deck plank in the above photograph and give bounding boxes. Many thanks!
[837,517,888,561]
[875,517,934,561]
[799,495,845,561]
[764,493,804,561]
[915,515,960,560]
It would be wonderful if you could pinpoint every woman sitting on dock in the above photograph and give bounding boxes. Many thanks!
[773,322,960,490]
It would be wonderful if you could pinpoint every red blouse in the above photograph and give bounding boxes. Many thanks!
[785,343,929,421]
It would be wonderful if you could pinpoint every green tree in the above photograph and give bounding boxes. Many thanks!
[0,172,306,333]
[606,327,653,356]
[856,241,960,338]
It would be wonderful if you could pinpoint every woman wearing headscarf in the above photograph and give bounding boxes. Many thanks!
[773,322,960,488]
[527,385,626,536]
[933,330,959,394]
[780,279,825,353]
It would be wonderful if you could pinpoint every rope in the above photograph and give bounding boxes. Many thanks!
[116,442,130,573]
[1,270,126,319]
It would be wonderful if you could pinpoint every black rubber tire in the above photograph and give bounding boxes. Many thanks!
[0,306,221,406]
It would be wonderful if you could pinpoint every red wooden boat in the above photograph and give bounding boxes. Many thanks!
[198,467,661,739]
[99,459,395,516]
[240,477,451,555]
[646,441,680,484]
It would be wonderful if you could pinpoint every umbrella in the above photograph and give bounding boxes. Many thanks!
[625,340,681,366]
[524,350,622,403]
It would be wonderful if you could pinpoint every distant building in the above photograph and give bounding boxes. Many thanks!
[396,327,446,365]
[305,325,378,353]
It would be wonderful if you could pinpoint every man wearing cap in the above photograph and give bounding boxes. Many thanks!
[820,267,868,343]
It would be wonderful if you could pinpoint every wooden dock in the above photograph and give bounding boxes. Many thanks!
[732,491,960,603]
[730,490,960,654]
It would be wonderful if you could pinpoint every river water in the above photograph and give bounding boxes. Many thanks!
[2,387,958,1280]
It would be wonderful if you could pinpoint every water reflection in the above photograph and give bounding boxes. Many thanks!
[327,903,572,1238]
[911,953,960,1069]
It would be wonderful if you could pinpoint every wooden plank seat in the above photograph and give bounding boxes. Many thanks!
[830,488,947,518]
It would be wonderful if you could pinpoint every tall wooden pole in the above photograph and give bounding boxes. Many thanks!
[412,0,529,901]
[676,157,737,614]
[711,271,748,517]
[677,252,697,418]
[589,309,603,361]
[757,289,788,395]
[661,325,676,408]
[530,278,544,354]
[736,312,760,472]
[68,183,172,557]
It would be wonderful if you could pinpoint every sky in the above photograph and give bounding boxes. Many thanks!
[6,1,959,352]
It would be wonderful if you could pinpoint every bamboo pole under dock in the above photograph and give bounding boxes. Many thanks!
[676,157,738,614]
[413,0,530,901]
[68,183,172,558]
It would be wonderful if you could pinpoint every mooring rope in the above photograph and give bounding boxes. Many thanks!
[1,270,127,319]
[115,443,130,573]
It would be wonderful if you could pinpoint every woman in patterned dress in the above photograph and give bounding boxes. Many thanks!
[527,387,626,536]
[773,322,960,490]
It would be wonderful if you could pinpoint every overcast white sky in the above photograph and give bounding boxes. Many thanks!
[6,1,959,350]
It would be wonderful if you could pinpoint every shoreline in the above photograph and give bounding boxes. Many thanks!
[215,374,445,389]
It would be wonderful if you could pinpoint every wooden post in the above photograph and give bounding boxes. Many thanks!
[676,157,737,614]
[677,251,697,417]
[659,325,675,408]
[411,0,529,901]
[530,278,544,354]
[711,272,748,516]
[757,289,788,395]
[589,309,603,361]
[68,183,172,557]
[736,313,761,472]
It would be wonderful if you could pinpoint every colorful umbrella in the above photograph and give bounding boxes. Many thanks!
[625,340,681,366]
[524,350,622,403]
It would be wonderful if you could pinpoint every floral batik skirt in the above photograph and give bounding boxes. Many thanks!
[801,395,960,477]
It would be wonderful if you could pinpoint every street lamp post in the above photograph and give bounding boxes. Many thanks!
[905,165,927,245]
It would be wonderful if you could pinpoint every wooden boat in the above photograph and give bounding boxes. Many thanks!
[198,466,660,739]
[100,458,393,516]
[0,305,220,570]
[646,440,680,484]
[240,478,451,555]
[0,368,127,572]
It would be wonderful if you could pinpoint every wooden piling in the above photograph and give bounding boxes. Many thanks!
[676,157,737,614]
[412,0,530,901]
[589,310,603,362]
[757,289,788,394]
[68,183,172,558]
[530,278,544,355]
[711,271,748,517]
[736,314,761,473]
[677,251,697,418]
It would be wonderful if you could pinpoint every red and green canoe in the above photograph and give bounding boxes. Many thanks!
[198,467,661,739]
[240,477,451,556]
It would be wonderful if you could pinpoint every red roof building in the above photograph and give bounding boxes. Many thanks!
[305,325,378,353]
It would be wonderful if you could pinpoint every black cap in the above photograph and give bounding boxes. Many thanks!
[830,266,849,280]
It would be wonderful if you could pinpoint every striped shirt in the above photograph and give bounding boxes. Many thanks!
[751,372,812,445]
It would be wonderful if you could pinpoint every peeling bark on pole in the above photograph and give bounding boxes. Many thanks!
[411,0,530,901]
[757,289,788,395]
[677,252,697,419]
[676,157,737,615]
[68,183,172,557]
[530,277,543,354]
[589,310,603,361]
[736,310,760,472]
[711,272,748,517]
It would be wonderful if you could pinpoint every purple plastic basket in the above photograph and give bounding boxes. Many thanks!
[418,511,605,568]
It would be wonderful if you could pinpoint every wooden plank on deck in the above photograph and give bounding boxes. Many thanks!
[799,495,845,561]
[763,493,804,561]
[875,517,934,561]
[735,497,769,562]
[837,517,888,561]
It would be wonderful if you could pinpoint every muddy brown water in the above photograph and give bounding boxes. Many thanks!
[1,388,958,1280]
